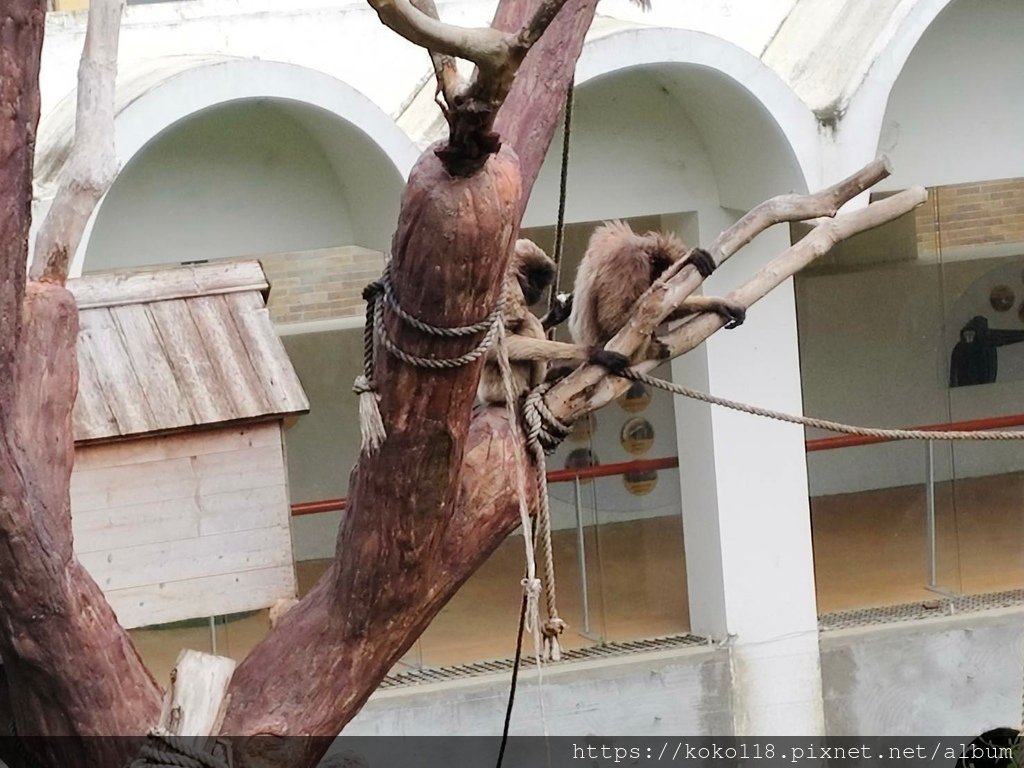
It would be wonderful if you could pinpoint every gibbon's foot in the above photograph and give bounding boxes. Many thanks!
[541,292,573,330]
[649,336,672,360]
[588,348,632,375]
[685,247,717,279]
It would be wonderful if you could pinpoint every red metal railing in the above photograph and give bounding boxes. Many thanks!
[290,455,680,517]
[290,414,1024,516]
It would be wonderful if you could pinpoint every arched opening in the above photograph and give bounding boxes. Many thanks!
[795,0,1024,612]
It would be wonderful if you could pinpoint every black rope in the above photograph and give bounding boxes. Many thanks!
[498,74,576,768]
[546,77,575,339]
[495,590,528,768]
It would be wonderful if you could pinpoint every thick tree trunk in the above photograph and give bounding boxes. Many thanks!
[0,1,41,405]
[0,285,162,768]
[493,0,598,213]
[221,149,523,750]
[0,3,163,766]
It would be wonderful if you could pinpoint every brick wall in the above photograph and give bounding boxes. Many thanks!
[259,246,384,325]
[916,177,1024,254]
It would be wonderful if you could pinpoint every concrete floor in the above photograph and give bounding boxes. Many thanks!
[129,473,1024,682]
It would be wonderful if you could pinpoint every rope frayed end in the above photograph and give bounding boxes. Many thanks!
[353,374,386,454]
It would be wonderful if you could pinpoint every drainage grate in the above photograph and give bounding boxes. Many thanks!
[818,589,1024,632]
[379,633,708,689]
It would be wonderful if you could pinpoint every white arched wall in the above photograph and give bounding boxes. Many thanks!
[522,27,824,737]
[524,25,821,228]
[84,100,359,270]
[875,0,1024,190]
[41,58,420,276]
[834,0,1023,189]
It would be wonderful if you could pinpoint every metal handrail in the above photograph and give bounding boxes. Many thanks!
[290,455,681,517]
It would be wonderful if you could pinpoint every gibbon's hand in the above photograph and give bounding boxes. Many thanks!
[542,292,573,330]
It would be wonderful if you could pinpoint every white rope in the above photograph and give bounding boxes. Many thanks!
[621,369,1024,442]
[495,313,544,660]
[354,263,506,454]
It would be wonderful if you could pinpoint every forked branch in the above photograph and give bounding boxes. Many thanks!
[542,161,928,423]
[30,0,125,284]
[367,0,575,174]
[367,0,512,74]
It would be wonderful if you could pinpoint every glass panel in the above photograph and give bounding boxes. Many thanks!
[589,359,689,642]
[798,175,1024,613]
[809,441,958,613]
[947,442,1024,595]
[938,176,1024,596]
[796,194,952,611]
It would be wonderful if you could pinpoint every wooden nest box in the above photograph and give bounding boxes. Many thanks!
[67,260,310,630]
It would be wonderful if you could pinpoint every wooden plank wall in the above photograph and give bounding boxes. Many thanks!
[71,423,298,629]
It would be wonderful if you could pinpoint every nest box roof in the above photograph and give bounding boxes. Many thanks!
[68,260,310,444]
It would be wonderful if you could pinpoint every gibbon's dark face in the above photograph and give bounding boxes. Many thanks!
[518,260,556,307]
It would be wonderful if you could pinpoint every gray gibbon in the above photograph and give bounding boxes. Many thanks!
[568,220,745,361]
[477,239,621,406]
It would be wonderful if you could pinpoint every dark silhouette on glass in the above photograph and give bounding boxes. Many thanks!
[949,315,1024,387]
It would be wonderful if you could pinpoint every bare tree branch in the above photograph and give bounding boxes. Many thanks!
[707,156,893,265]
[544,183,929,422]
[366,0,512,72]
[30,0,125,284]
[660,187,929,357]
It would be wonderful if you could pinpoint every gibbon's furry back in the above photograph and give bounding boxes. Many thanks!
[569,220,690,348]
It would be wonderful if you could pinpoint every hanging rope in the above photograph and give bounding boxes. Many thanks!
[495,314,544,657]
[617,368,1024,442]
[546,77,575,330]
[353,262,505,453]
[497,81,578,768]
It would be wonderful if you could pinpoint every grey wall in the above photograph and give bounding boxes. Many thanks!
[822,610,1024,736]
[344,647,732,736]
[798,255,1024,497]
[342,609,1024,737]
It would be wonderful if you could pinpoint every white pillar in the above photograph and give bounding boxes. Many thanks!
[672,219,824,736]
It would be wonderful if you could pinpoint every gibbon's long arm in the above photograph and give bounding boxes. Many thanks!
[503,334,589,362]
[668,296,746,329]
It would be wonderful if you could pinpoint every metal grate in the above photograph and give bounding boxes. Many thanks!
[378,590,1024,689]
[818,589,1024,632]
[379,633,708,689]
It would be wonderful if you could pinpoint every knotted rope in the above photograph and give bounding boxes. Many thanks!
[353,262,505,453]
[128,730,231,768]
[352,259,568,660]
[618,369,1024,442]
[495,320,544,660]
[522,384,573,660]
